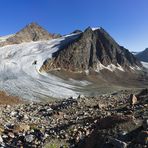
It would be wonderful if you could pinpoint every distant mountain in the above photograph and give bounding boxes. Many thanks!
[0,22,60,46]
[42,27,142,73]
[135,48,148,62]
[141,62,148,69]
[131,51,138,55]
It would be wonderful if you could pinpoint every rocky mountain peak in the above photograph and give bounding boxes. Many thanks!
[7,22,55,43]
[84,26,93,32]
[72,30,82,34]
[17,22,50,38]
[42,26,142,73]
[82,27,95,38]
[0,22,60,46]
[27,22,40,28]
[135,48,148,62]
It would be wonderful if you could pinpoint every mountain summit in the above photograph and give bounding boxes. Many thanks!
[42,27,142,72]
[135,48,148,62]
[0,22,59,46]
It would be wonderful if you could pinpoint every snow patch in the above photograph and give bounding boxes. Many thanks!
[91,27,100,31]
[141,62,148,69]
[129,66,141,71]
[0,34,14,43]
[69,79,91,86]
[85,69,89,75]
[95,62,125,72]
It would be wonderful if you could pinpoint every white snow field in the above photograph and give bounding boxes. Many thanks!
[0,33,90,100]
[0,34,14,43]
[142,62,148,69]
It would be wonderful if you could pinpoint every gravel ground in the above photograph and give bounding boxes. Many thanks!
[0,89,147,148]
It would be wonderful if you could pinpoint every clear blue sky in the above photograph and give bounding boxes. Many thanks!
[0,0,148,52]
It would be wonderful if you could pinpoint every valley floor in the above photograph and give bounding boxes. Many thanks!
[0,89,147,148]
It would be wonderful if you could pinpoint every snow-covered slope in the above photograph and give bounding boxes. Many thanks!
[141,62,148,69]
[0,34,14,43]
[0,33,90,100]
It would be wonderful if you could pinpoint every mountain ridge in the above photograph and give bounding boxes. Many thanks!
[135,48,148,62]
[41,27,142,73]
[0,23,147,100]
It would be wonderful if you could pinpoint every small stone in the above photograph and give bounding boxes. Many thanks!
[86,130,90,136]
[25,134,34,143]
[10,111,18,117]
[47,108,53,112]
[0,135,3,143]
[8,132,15,138]
[129,94,137,106]
[98,103,106,109]
[2,134,8,139]
[0,127,4,133]
[24,114,29,120]
[6,105,11,108]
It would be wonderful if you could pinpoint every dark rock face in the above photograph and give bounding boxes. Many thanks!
[135,48,148,62]
[42,27,142,72]
[0,23,60,46]
[71,29,83,34]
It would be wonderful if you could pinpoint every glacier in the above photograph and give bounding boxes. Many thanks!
[0,33,88,100]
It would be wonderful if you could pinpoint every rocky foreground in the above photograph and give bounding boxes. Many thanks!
[0,89,147,148]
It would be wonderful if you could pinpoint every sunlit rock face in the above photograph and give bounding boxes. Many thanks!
[42,27,142,72]
[0,22,60,46]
